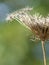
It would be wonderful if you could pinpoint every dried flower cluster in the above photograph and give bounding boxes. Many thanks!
[6,7,49,41]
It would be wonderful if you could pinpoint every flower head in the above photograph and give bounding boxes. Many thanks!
[6,7,49,41]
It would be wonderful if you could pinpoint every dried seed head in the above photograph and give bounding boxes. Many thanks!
[6,7,49,41]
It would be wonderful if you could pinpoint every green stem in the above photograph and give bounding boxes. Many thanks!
[42,41,46,65]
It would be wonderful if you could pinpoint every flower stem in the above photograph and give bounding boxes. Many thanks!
[42,41,46,65]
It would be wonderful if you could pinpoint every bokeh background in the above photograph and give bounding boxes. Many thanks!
[0,0,49,65]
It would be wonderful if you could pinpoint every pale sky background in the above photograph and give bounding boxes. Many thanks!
[0,3,9,21]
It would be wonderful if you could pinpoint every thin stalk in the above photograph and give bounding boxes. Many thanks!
[42,41,46,65]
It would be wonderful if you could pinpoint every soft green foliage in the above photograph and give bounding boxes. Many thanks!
[0,21,44,65]
[32,0,49,16]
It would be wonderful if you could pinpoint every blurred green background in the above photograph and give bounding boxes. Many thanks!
[0,0,49,65]
[0,21,43,65]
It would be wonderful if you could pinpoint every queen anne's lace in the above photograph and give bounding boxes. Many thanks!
[6,7,49,41]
